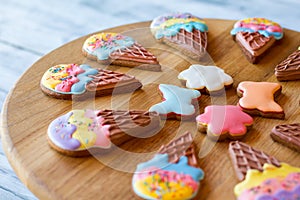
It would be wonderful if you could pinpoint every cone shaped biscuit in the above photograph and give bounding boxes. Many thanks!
[271,123,300,152]
[40,64,142,100]
[275,48,300,81]
[47,109,161,156]
[82,32,161,71]
[231,18,283,64]
[151,12,208,60]
[229,141,281,181]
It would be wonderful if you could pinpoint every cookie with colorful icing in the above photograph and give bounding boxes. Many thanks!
[196,105,253,141]
[82,32,161,71]
[234,163,300,200]
[149,84,201,120]
[40,64,142,100]
[178,64,233,94]
[47,109,161,156]
[132,132,204,200]
[237,81,285,119]
[231,18,283,63]
[151,12,208,60]
[271,123,300,152]
[275,47,300,81]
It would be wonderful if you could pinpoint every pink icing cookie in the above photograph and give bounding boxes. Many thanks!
[196,105,254,141]
[237,81,285,119]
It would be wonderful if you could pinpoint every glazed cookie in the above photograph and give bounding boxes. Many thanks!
[149,84,201,120]
[271,123,300,152]
[151,12,208,60]
[237,81,285,119]
[82,32,161,71]
[40,64,142,100]
[231,18,283,63]
[234,162,300,200]
[132,132,204,200]
[275,47,300,81]
[196,105,253,141]
[47,109,161,156]
[178,64,233,94]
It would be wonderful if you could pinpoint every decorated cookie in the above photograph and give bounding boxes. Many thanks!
[40,64,142,100]
[149,84,201,120]
[231,18,283,63]
[234,163,300,200]
[82,32,161,71]
[237,81,285,119]
[196,105,253,141]
[132,132,204,200]
[151,12,208,60]
[47,109,161,156]
[229,141,281,181]
[271,123,300,152]
[178,64,233,94]
[275,47,300,81]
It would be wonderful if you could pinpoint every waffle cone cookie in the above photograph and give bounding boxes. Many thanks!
[132,132,204,200]
[231,18,283,64]
[40,64,142,100]
[275,47,300,81]
[151,12,208,60]
[271,123,300,152]
[82,32,161,71]
[228,141,280,181]
[47,109,161,156]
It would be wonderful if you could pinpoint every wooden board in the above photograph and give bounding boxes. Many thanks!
[1,19,300,200]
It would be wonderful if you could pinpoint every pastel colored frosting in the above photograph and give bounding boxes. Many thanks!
[150,12,208,39]
[178,65,233,92]
[149,84,201,117]
[196,105,253,137]
[231,18,283,40]
[235,163,300,198]
[82,32,135,60]
[41,64,98,94]
[48,110,111,151]
[237,81,283,113]
[132,154,204,200]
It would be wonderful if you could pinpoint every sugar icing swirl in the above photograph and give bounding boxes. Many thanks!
[151,12,208,39]
[231,18,283,40]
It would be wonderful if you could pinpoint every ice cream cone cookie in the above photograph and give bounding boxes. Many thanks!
[231,18,283,63]
[82,32,161,71]
[132,132,204,200]
[178,64,233,94]
[149,84,201,120]
[47,109,161,156]
[151,12,208,60]
[40,64,142,100]
[275,47,300,81]
[237,81,285,119]
[234,163,300,200]
[196,105,253,141]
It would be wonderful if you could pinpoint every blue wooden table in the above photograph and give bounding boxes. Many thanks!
[0,0,299,199]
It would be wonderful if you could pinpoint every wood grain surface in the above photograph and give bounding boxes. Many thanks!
[1,19,300,200]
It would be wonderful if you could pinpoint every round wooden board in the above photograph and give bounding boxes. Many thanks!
[1,19,300,200]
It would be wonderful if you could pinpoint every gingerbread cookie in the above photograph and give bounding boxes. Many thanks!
[40,64,143,100]
[82,32,161,71]
[149,84,201,120]
[47,109,161,156]
[231,18,283,63]
[151,12,208,60]
[132,132,204,200]
[237,81,285,119]
[275,47,300,81]
[196,105,253,141]
[271,123,300,152]
[178,64,233,94]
